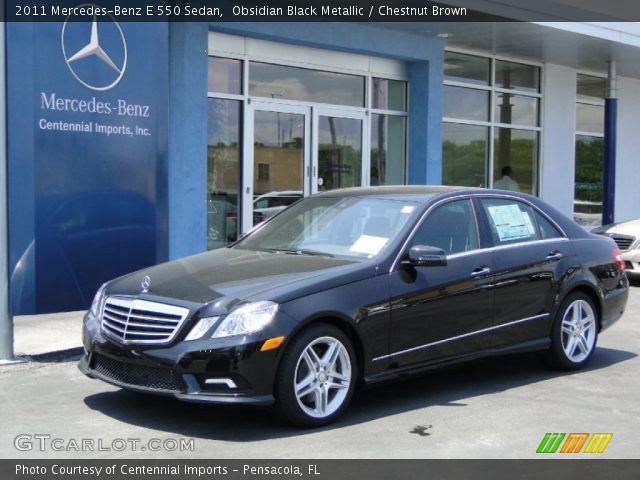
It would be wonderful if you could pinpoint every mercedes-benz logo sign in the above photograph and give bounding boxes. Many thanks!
[141,276,151,294]
[61,5,127,91]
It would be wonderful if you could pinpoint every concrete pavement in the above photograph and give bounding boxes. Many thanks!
[0,285,638,459]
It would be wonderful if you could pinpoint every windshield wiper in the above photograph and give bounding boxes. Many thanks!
[265,248,334,258]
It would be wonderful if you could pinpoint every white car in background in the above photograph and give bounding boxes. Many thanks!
[253,190,303,225]
[593,218,640,280]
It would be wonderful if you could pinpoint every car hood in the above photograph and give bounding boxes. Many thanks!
[593,219,640,236]
[105,247,372,313]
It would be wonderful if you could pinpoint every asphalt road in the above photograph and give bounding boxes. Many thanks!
[1,284,639,459]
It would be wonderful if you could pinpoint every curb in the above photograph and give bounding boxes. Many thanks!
[28,346,84,363]
[0,346,84,366]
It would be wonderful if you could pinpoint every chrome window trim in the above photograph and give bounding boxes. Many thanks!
[372,313,549,362]
[390,194,481,272]
[391,193,568,273]
[101,296,190,346]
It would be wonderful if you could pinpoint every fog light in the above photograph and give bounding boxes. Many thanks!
[204,378,238,389]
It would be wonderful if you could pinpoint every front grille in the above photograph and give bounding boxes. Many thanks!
[101,296,189,345]
[92,354,184,392]
[610,234,636,251]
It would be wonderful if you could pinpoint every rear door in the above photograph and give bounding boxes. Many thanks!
[476,196,572,348]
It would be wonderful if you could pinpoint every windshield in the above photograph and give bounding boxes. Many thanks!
[234,196,420,259]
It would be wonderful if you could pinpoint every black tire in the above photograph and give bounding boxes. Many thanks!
[273,323,357,428]
[541,292,599,370]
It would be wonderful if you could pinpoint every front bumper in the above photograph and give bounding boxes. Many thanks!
[79,312,280,405]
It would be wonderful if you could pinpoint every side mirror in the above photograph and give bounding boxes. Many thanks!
[403,245,447,267]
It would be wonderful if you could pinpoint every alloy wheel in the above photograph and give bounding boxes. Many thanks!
[560,299,597,363]
[293,336,352,419]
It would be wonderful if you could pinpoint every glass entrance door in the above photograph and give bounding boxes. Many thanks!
[243,103,367,233]
[312,108,367,194]
[244,102,310,232]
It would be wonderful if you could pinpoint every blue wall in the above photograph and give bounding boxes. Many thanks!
[7,22,169,314]
[167,22,445,258]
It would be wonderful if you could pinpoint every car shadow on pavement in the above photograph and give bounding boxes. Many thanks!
[83,346,636,441]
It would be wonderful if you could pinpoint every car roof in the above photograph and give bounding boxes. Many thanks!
[314,185,489,203]
[313,185,590,239]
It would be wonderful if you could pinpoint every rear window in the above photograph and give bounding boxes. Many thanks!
[481,198,538,246]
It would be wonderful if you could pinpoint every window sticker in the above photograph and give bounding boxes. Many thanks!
[401,205,415,214]
[487,204,535,241]
[349,235,389,256]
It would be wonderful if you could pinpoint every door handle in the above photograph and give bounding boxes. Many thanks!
[546,250,563,260]
[470,266,491,278]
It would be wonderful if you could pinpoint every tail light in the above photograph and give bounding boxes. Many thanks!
[612,247,625,271]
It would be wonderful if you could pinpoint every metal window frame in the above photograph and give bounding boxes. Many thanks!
[443,48,544,194]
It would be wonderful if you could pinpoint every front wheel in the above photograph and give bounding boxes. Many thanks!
[543,292,599,370]
[274,324,357,427]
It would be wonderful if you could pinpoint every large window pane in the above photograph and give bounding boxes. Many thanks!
[574,135,604,227]
[493,128,538,195]
[317,117,362,191]
[495,60,540,93]
[208,57,242,95]
[442,123,488,188]
[494,93,539,126]
[576,103,604,134]
[444,51,490,85]
[249,62,364,107]
[577,74,606,102]
[207,99,241,249]
[444,85,489,121]
[372,78,407,111]
[371,114,406,185]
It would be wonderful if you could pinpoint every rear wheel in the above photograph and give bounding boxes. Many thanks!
[274,324,356,427]
[543,292,598,370]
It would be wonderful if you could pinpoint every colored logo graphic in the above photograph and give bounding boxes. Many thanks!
[536,433,613,454]
[61,4,127,91]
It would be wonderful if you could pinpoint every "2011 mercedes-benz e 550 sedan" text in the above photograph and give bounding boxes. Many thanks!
[79,186,629,427]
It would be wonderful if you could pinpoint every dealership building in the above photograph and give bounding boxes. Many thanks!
[2,13,640,316]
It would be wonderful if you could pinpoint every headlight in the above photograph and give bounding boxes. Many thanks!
[89,283,107,318]
[184,316,220,341]
[212,301,279,338]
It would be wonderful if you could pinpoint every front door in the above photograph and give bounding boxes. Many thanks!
[386,199,495,368]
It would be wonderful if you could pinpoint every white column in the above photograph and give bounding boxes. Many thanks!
[613,76,640,222]
[539,63,576,219]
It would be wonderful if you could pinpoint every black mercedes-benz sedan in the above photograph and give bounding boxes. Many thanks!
[79,186,629,427]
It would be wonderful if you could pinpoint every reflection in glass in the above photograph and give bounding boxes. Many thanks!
[372,78,407,111]
[253,110,305,224]
[574,135,604,227]
[208,57,242,95]
[442,123,488,188]
[493,128,538,195]
[495,60,540,93]
[207,99,241,250]
[250,62,364,107]
[576,103,604,134]
[317,117,362,191]
[371,115,406,185]
[494,93,539,126]
[577,74,606,102]
[444,85,489,121]
[444,51,490,85]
